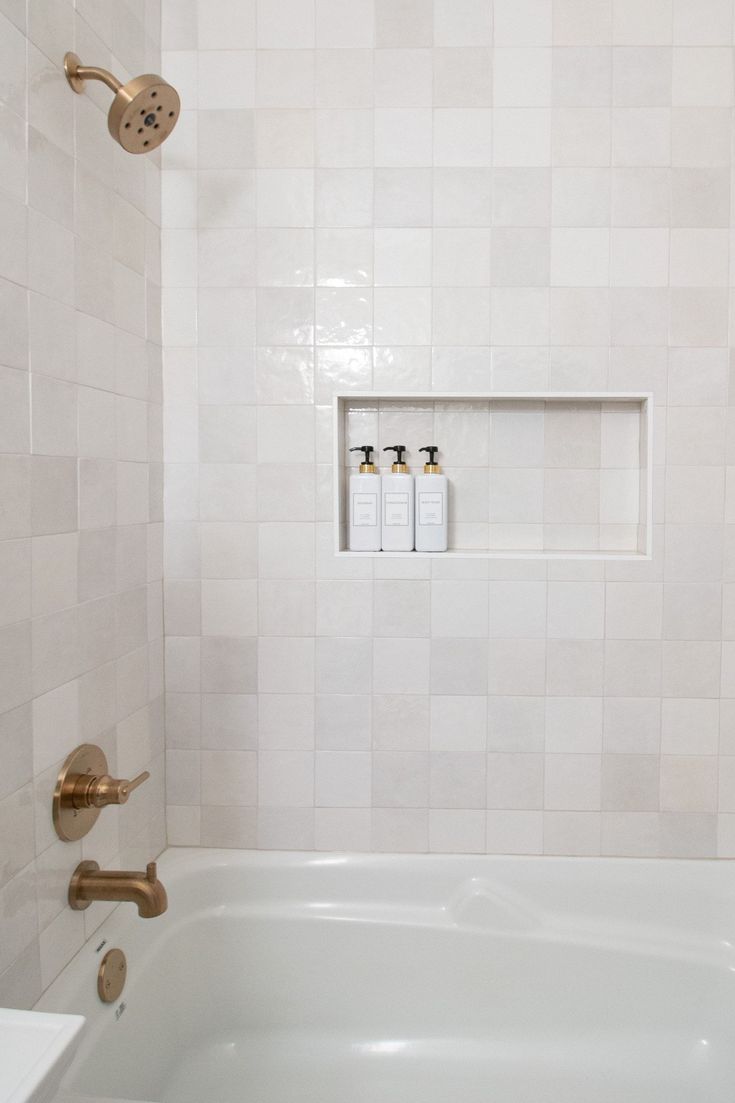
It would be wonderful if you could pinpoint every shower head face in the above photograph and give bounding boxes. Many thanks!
[109,74,180,154]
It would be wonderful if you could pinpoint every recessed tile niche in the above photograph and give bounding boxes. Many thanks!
[333,393,652,560]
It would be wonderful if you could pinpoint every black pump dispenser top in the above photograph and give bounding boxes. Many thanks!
[419,445,441,473]
[383,444,407,465]
[350,445,375,464]
[349,444,377,472]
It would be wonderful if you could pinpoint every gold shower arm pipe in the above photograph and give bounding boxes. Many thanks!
[64,52,122,94]
[73,64,122,92]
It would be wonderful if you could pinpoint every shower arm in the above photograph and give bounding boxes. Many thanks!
[64,53,122,94]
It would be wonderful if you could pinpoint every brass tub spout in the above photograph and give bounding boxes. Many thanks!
[69,860,168,918]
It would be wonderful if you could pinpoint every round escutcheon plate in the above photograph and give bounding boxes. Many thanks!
[98,948,127,1004]
[53,743,108,842]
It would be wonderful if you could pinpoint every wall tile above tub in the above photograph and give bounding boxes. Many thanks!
[161,0,735,862]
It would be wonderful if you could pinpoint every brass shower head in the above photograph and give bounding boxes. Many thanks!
[63,52,180,154]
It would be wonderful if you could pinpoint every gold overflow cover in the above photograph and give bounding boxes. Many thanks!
[98,948,127,1004]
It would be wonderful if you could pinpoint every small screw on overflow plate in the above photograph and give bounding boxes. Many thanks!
[98,948,127,1003]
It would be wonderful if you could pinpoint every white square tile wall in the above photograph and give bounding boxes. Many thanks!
[336,393,651,556]
[152,0,735,869]
[0,1,165,1008]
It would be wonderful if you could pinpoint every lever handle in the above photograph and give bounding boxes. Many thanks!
[146,862,157,883]
[87,770,150,808]
[118,771,150,803]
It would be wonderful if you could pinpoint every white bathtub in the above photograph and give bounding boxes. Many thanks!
[38,848,735,1103]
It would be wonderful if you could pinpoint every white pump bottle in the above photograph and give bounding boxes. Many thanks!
[348,445,381,551]
[414,445,448,552]
[381,444,415,552]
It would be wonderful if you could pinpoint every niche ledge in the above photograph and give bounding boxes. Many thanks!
[333,392,652,562]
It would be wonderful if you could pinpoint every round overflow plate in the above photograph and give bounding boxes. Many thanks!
[98,948,127,1003]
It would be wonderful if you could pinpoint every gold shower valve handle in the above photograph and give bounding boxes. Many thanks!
[85,770,150,808]
[53,744,151,841]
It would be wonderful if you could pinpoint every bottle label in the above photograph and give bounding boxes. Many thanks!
[384,492,409,527]
[353,492,378,526]
[418,492,443,525]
